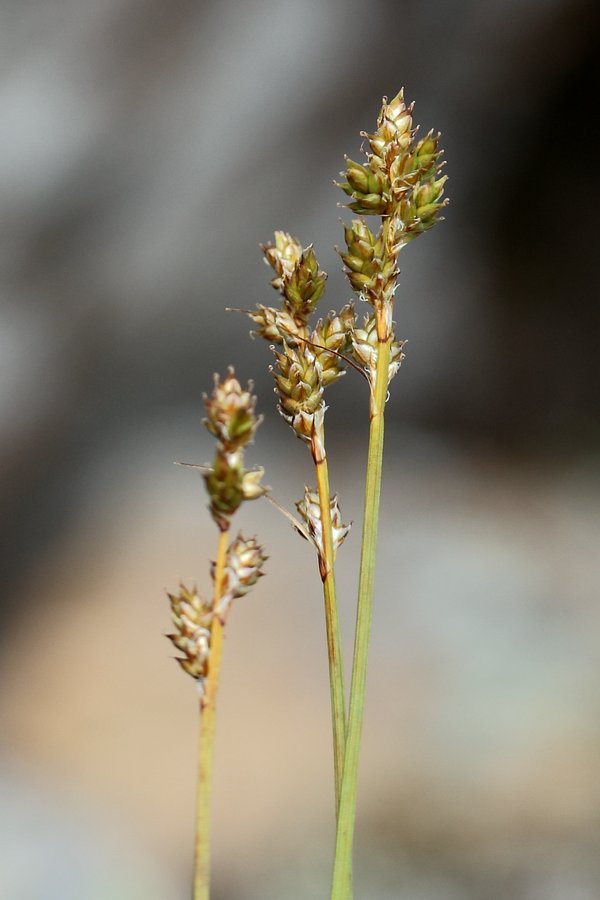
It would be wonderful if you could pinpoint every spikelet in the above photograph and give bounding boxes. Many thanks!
[202,369,267,530]
[338,88,448,345]
[338,89,448,237]
[243,304,307,345]
[212,534,268,620]
[203,449,266,531]
[271,342,325,444]
[244,233,355,434]
[364,89,414,174]
[339,220,398,308]
[262,232,327,324]
[261,231,303,288]
[203,368,262,451]
[337,158,390,215]
[309,304,355,388]
[351,313,406,387]
[167,584,213,691]
[295,486,351,562]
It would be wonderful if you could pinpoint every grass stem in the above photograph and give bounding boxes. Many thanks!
[312,427,347,816]
[330,335,392,899]
[194,527,229,900]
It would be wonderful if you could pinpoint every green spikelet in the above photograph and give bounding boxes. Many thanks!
[339,220,397,307]
[262,233,327,324]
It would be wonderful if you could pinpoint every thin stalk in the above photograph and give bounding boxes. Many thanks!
[330,335,392,899]
[194,528,229,900]
[312,424,347,816]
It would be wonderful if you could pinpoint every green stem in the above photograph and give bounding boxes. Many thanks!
[312,429,347,817]
[194,528,229,900]
[330,335,392,899]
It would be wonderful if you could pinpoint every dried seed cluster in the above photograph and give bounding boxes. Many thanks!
[243,235,353,451]
[167,368,268,691]
[234,89,446,570]
[338,89,447,386]
[339,89,447,241]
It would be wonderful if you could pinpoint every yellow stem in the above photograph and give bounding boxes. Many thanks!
[194,528,229,900]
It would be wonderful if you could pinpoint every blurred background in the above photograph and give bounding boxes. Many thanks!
[1,0,599,897]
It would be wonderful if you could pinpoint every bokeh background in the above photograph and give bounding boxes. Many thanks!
[1,1,599,898]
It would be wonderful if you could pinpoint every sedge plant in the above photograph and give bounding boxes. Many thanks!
[165,88,446,899]
[167,369,268,900]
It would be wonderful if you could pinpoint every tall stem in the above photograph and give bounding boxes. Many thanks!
[330,335,392,899]
[312,421,347,816]
[194,528,229,900]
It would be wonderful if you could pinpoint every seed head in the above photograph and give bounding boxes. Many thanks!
[338,89,447,248]
[337,88,448,359]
